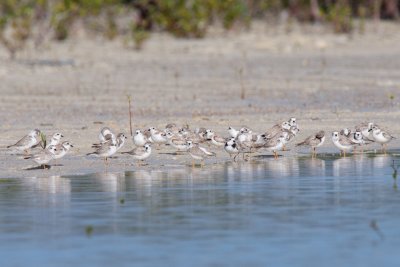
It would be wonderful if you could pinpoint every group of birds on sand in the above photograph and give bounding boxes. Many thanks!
[6,117,396,169]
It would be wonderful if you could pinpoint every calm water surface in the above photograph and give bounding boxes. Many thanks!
[1,154,399,267]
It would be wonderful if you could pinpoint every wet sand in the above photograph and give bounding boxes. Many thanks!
[0,21,399,178]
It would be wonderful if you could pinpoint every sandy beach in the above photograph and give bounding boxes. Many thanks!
[0,21,399,178]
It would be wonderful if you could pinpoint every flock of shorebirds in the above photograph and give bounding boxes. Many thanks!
[5,117,396,169]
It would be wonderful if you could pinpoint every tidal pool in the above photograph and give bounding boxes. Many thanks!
[0,154,399,267]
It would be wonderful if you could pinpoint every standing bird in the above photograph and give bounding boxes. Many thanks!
[87,141,118,167]
[370,126,395,154]
[228,127,240,138]
[355,122,375,142]
[115,133,127,151]
[122,143,152,165]
[296,130,325,157]
[46,132,64,148]
[7,129,41,154]
[264,136,285,159]
[25,145,57,169]
[98,127,115,143]
[224,138,240,161]
[331,131,356,157]
[52,141,74,160]
[186,141,216,167]
[133,130,147,147]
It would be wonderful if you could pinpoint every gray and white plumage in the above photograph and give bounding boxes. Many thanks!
[87,141,117,158]
[25,145,57,165]
[7,129,41,151]
[296,131,325,148]
[52,141,74,159]
[133,130,147,147]
[186,141,216,161]
[99,127,115,143]
[371,126,395,145]
[332,131,356,152]
[122,143,152,160]
[46,132,64,148]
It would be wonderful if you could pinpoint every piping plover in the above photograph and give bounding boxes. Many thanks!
[350,131,368,151]
[165,123,180,134]
[265,121,291,139]
[340,128,351,137]
[355,122,375,142]
[99,127,115,143]
[332,131,356,157]
[52,141,74,159]
[87,140,118,165]
[296,130,325,157]
[205,130,227,147]
[116,133,127,151]
[288,117,297,127]
[264,136,285,159]
[149,127,168,145]
[122,143,152,164]
[370,126,395,153]
[25,145,57,169]
[46,132,64,148]
[224,138,240,161]
[168,133,189,151]
[228,127,240,138]
[7,129,41,153]
[133,130,147,147]
[186,140,216,167]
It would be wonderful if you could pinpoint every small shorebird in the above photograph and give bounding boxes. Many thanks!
[288,117,297,127]
[206,130,227,147]
[149,127,168,147]
[355,122,375,142]
[167,133,189,152]
[332,131,356,157]
[133,130,147,147]
[186,140,216,167]
[224,138,240,161]
[46,132,64,148]
[228,127,240,138]
[7,129,41,153]
[264,121,291,139]
[52,141,74,160]
[370,126,395,154]
[98,127,115,143]
[25,145,57,169]
[122,143,152,165]
[296,130,325,157]
[87,140,117,167]
[115,133,127,151]
[264,136,285,159]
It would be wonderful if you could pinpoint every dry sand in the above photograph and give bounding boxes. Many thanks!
[0,21,399,178]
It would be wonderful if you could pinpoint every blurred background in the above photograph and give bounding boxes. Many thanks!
[0,0,399,140]
[1,0,400,57]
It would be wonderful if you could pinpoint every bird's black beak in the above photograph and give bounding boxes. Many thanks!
[61,135,64,137]
[71,145,74,147]
[368,129,372,132]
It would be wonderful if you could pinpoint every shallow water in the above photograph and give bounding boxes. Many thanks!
[1,154,399,267]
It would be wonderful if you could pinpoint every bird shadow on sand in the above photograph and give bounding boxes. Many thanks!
[252,154,282,159]
[24,165,52,170]
[158,152,186,156]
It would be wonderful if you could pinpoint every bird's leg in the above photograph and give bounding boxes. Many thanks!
[343,150,346,157]
[233,154,238,162]
[201,160,204,168]
[192,160,195,168]
[282,145,286,151]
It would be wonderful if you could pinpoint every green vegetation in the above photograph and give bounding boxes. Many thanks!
[1,0,399,57]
